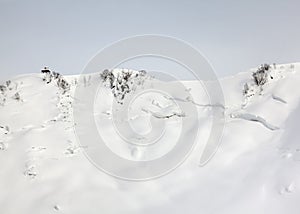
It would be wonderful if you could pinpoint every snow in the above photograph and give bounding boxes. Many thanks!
[0,63,300,213]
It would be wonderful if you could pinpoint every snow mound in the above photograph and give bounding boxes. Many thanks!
[0,63,300,214]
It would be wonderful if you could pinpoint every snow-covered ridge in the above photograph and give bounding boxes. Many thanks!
[0,63,300,214]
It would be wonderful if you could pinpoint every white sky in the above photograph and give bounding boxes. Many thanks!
[0,0,300,80]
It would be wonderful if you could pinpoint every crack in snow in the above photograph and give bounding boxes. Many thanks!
[164,96,226,109]
[141,108,185,119]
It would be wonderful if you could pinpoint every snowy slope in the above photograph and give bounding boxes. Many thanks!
[0,63,300,214]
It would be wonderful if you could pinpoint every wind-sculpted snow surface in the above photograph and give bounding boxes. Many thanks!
[272,94,287,104]
[0,63,300,214]
[230,113,280,130]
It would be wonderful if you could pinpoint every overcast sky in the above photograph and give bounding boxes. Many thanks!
[0,0,300,80]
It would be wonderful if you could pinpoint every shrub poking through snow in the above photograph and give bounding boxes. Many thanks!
[252,64,270,86]
[243,63,273,105]
[100,69,148,104]
[243,83,253,96]
[0,125,9,135]
[6,80,11,88]
[41,67,70,94]
[0,85,6,93]
[12,92,21,101]
[57,78,70,94]
[100,69,114,86]
[41,67,52,84]
[52,71,62,80]
[0,86,6,106]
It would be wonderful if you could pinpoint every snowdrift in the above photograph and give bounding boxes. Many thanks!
[0,63,300,214]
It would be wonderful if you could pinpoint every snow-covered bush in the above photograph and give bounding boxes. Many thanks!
[52,71,62,80]
[252,64,270,86]
[243,82,262,100]
[6,80,11,88]
[243,64,272,102]
[41,67,70,94]
[41,68,52,84]
[242,83,249,96]
[100,69,114,87]
[0,85,6,94]
[100,69,148,104]
[0,125,9,134]
[12,92,21,101]
[57,78,70,94]
[0,86,7,106]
